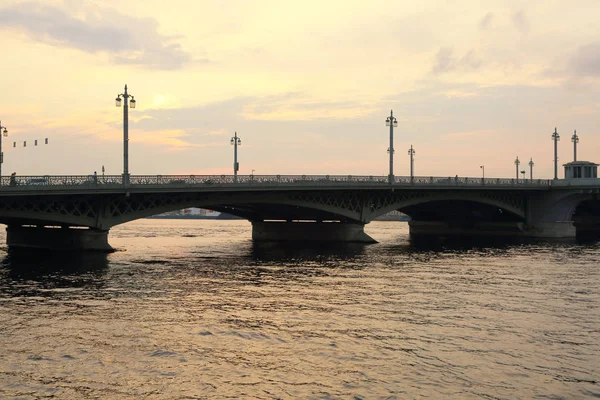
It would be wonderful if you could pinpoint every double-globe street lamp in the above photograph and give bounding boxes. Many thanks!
[230,131,241,182]
[115,84,136,184]
[408,145,415,182]
[0,120,7,184]
[529,158,534,180]
[572,130,579,162]
[385,110,397,184]
[552,127,560,180]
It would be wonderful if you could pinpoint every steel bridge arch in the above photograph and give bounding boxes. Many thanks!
[0,190,370,229]
[363,190,527,221]
[102,191,368,227]
[528,190,596,223]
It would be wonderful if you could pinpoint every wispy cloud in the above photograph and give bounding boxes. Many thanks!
[568,42,600,77]
[511,10,529,33]
[479,12,494,30]
[0,2,193,69]
[241,93,378,121]
[539,42,600,86]
[431,48,482,75]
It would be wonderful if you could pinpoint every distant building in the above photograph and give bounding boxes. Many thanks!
[152,208,221,218]
[374,210,410,221]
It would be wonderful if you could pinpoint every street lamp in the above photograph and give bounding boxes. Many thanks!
[115,84,136,184]
[230,131,241,182]
[0,121,7,184]
[480,165,485,180]
[385,110,397,184]
[515,156,520,183]
[571,130,579,162]
[529,158,534,180]
[552,127,560,180]
[521,170,526,182]
[408,145,415,182]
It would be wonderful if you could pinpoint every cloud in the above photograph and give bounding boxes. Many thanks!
[0,2,192,69]
[136,129,223,151]
[511,10,529,33]
[460,49,482,69]
[431,47,455,74]
[479,12,494,30]
[135,97,252,132]
[568,42,600,77]
[431,48,482,74]
[540,42,600,86]
[241,93,377,121]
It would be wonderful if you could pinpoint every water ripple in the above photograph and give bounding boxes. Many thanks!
[0,220,599,399]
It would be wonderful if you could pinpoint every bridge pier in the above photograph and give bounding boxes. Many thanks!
[6,226,114,252]
[408,221,576,238]
[524,221,576,237]
[252,221,376,243]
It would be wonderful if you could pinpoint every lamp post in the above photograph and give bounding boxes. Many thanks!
[115,84,136,185]
[552,127,560,180]
[571,130,579,162]
[480,165,485,181]
[386,110,397,184]
[408,145,415,182]
[0,121,7,184]
[529,158,534,180]
[521,170,526,182]
[230,131,241,182]
[515,156,520,183]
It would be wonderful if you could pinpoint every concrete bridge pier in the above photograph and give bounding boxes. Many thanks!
[522,221,576,237]
[6,226,114,252]
[251,221,377,243]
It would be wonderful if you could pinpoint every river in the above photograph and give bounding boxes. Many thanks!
[0,220,599,399]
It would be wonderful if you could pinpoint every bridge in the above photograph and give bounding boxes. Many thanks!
[0,173,599,251]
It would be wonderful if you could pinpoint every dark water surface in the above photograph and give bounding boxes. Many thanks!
[0,220,599,399]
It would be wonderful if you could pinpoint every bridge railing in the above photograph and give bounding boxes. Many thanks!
[411,176,552,186]
[0,174,555,188]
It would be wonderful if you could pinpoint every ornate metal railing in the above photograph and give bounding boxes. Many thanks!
[0,174,556,189]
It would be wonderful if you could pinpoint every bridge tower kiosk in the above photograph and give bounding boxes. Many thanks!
[563,161,598,179]
[563,161,600,235]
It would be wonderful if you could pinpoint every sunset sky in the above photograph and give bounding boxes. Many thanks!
[0,0,598,179]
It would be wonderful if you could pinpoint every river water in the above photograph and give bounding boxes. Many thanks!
[0,220,599,399]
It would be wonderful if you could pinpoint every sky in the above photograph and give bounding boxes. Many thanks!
[0,0,598,179]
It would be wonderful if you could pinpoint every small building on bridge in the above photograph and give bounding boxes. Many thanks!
[563,161,598,179]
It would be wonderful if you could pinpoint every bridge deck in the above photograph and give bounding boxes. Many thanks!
[2,174,592,195]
